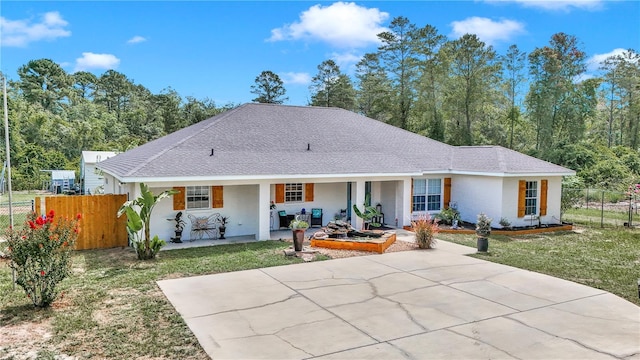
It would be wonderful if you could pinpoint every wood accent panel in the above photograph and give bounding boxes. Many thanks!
[443,177,451,209]
[275,184,284,203]
[540,180,548,216]
[305,183,314,202]
[212,186,224,208]
[517,180,526,218]
[173,187,185,210]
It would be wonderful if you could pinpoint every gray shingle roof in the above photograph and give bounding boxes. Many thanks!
[97,103,574,180]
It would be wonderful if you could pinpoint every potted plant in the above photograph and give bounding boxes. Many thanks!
[218,216,229,239]
[475,212,492,252]
[289,216,309,251]
[168,211,186,243]
[352,194,381,230]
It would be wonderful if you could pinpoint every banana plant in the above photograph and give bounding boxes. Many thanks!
[352,193,381,230]
[117,183,177,260]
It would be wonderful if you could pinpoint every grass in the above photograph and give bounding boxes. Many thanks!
[0,190,39,204]
[0,240,311,359]
[563,207,635,227]
[437,226,640,305]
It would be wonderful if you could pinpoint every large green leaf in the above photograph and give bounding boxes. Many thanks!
[124,207,143,232]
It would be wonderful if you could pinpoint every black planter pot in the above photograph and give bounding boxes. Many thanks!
[219,227,226,239]
[171,230,183,243]
[292,229,305,251]
[477,236,489,252]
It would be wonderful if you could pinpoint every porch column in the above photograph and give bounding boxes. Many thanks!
[257,182,271,240]
[398,178,413,226]
[353,180,366,230]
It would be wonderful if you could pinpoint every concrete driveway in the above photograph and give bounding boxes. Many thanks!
[157,241,640,359]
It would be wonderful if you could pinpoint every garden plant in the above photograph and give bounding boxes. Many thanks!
[5,210,80,307]
[118,183,177,260]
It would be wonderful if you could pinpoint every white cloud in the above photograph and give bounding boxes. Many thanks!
[450,17,526,45]
[331,51,363,74]
[0,11,71,47]
[268,2,389,48]
[280,72,312,85]
[127,35,147,44]
[587,48,627,71]
[74,52,120,71]
[484,0,604,11]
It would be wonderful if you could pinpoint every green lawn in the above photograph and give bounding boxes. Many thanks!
[437,227,640,305]
[563,207,636,227]
[0,240,314,359]
[0,190,39,204]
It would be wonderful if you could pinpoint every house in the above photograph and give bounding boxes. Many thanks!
[48,170,76,194]
[97,103,575,241]
[80,151,117,195]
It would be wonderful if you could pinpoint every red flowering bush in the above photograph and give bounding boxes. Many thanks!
[5,210,80,307]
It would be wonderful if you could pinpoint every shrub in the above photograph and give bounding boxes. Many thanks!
[412,213,439,249]
[5,211,80,307]
[435,207,460,225]
[476,213,492,236]
[499,217,511,228]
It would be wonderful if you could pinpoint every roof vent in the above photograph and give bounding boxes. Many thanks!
[210,148,214,156]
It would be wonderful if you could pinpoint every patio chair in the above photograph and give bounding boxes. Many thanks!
[187,213,221,241]
[310,208,323,227]
[278,210,295,229]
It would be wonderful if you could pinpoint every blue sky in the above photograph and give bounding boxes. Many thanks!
[1,1,639,106]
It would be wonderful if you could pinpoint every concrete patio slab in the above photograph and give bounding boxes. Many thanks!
[389,329,518,359]
[449,316,619,359]
[157,241,640,360]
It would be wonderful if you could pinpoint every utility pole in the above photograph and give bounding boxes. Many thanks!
[2,74,15,289]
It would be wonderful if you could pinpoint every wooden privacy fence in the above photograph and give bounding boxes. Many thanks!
[35,194,128,250]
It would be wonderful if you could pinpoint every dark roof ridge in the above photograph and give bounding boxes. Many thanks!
[123,104,247,176]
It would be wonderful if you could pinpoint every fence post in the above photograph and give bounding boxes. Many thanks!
[586,187,589,211]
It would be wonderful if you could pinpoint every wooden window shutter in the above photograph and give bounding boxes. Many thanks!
[540,180,548,216]
[305,183,314,202]
[212,186,224,208]
[517,180,526,217]
[443,178,451,209]
[410,179,414,212]
[275,184,284,203]
[173,187,185,210]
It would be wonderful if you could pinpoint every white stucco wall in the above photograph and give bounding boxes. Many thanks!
[451,175,503,227]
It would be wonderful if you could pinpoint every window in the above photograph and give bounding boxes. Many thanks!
[187,186,210,209]
[285,183,303,202]
[525,181,537,215]
[413,179,442,212]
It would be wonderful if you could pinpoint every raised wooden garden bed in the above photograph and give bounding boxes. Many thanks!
[311,232,396,254]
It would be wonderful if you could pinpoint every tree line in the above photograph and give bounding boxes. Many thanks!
[254,17,640,192]
[1,15,639,192]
